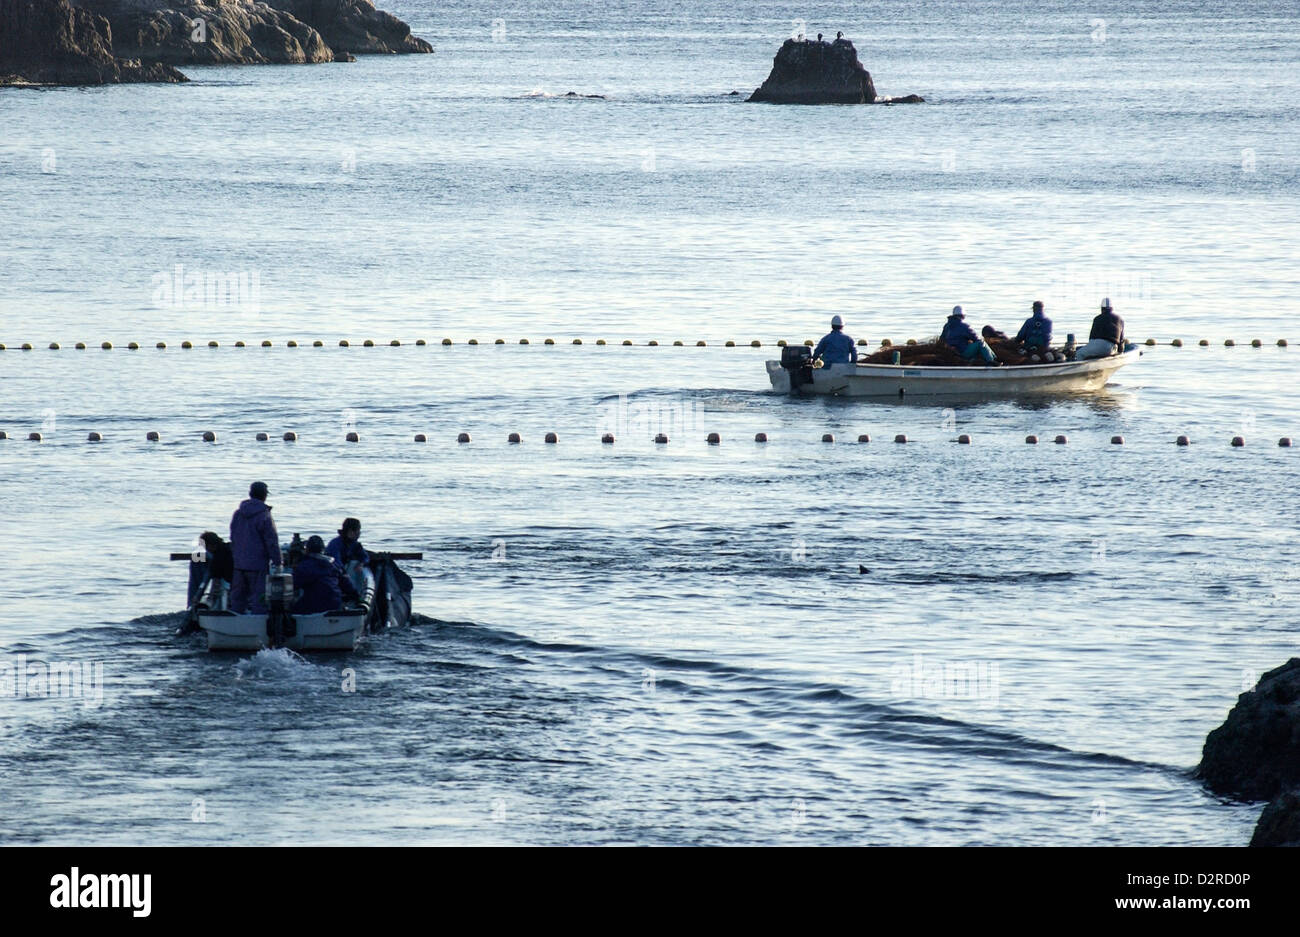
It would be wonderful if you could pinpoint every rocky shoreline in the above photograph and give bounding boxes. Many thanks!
[1,0,430,86]
[1198,658,1300,846]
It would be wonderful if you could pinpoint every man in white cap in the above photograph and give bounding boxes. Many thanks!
[812,315,858,367]
[1075,298,1126,360]
[940,305,998,364]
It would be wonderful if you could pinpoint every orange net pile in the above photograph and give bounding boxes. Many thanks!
[862,337,1033,366]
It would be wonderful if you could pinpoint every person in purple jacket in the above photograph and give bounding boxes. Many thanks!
[229,481,283,614]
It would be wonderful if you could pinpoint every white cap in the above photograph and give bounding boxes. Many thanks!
[831,315,843,327]
[952,305,964,317]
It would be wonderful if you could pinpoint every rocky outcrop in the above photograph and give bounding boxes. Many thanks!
[1198,658,1300,801]
[77,0,336,63]
[78,0,428,63]
[2,0,430,86]
[747,36,922,105]
[269,0,431,54]
[0,0,187,84]
[1251,787,1300,847]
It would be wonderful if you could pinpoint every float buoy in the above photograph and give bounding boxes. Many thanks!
[457,432,470,443]
[707,432,721,444]
[1025,435,1038,444]
[545,432,558,443]
[754,433,768,443]
[345,431,359,442]
[283,432,297,442]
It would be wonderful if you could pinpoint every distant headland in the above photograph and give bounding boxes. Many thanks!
[0,0,431,86]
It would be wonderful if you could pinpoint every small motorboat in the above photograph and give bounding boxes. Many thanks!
[767,343,1141,397]
[175,542,419,652]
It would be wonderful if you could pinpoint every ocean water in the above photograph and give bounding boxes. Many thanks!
[0,0,1297,845]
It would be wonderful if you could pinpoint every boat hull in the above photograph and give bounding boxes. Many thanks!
[766,349,1140,397]
[199,609,367,652]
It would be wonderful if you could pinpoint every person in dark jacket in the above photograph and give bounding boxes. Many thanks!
[198,531,233,609]
[1015,300,1052,354]
[1076,298,1126,359]
[326,517,369,568]
[812,315,858,366]
[229,481,282,614]
[293,535,359,615]
[940,306,998,364]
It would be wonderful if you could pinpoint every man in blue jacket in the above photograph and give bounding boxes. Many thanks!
[940,306,998,364]
[229,481,282,614]
[327,517,369,569]
[294,535,360,615]
[1015,300,1052,354]
[812,315,858,366]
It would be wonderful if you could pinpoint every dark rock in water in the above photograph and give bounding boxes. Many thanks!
[79,0,336,64]
[1251,787,1300,847]
[882,93,925,104]
[747,36,922,105]
[26,0,432,75]
[268,0,432,55]
[749,37,874,104]
[0,0,188,84]
[1198,658,1300,802]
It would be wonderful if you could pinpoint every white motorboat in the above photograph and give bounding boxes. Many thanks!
[767,345,1141,397]
[176,541,418,652]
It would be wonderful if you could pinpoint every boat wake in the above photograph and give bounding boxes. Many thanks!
[233,647,315,681]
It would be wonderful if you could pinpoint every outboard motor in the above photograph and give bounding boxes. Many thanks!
[780,344,814,390]
[264,565,297,645]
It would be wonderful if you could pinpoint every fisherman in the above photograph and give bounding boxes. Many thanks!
[327,517,369,568]
[1075,298,1125,360]
[1015,300,1053,354]
[293,535,359,615]
[228,481,282,615]
[940,306,998,364]
[812,315,858,367]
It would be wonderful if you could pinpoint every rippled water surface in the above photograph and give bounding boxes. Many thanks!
[1,0,1297,845]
